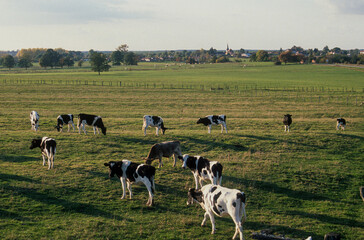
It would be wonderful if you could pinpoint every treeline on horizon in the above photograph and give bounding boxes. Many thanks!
[1,44,364,71]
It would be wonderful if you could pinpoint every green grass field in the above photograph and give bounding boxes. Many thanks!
[0,63,363,239]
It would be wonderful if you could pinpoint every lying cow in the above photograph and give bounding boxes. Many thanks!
[145,141,183,168]
[336,118,346,130]
[197,115,227,133]
[181,154,223,189]
[143,115,167,136]
[283,114,292,132]
[104,160,156,206]
[188,184,247,240]
[55,114,75,132]
[30,111,39,131]
[29,137,56,169]
[78,113,107,135]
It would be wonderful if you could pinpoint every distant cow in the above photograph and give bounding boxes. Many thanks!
[283,114,292,132]
[145,141,183,168]
[55,114,75,132]
[197,115,227,133]
[181,154,223,189]
[104,160,156,206]
[30,111,39,131]
[143,115,167,136]
[188,184,247,240]
[29,137,56,169]
[78,113,107,135]
[336,118,346,130]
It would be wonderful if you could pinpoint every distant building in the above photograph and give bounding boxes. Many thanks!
[360,50,364,55]
[225,44,234,56]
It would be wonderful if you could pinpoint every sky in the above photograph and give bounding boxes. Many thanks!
[0,0,364,51]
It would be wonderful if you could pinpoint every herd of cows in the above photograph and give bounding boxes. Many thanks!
[27,111,347,240]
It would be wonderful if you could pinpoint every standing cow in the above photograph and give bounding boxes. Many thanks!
[55,114,75,132]
[283,114,292,132]
[187,184,247,240]
[77,114,107,135]
[336,118,346,130]
[29,137,56,169]
[143,115,167,136]
[145,141,183,168]
[30,111,39,131]
[197,115,227,133]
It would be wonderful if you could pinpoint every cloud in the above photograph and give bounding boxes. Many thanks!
[326,0,364,15]
[0,0,150,25]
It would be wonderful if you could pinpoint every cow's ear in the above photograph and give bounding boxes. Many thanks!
[104,163,110,166]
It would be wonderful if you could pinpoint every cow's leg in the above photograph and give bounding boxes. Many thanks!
[42,154,46,166]
[201,211,209,226]
[93,126,97,135]
[143,124,148,136]
[127,181,133,199]
[194,174,200,189]
[199,178,204,189]
[82,123,87,134]
[224,123,228,133]
[67,123,70,132]
[173,154,177,167]
[71,122,75,132]
[156,127,159,136]
[144,179,154,206]
[208,125,212,134]
[287,125,290,132]
[208,211,216,234]
[231,218,243,240]
[158,156,163,168]
[120,178,127,199]
[221,124,224,133]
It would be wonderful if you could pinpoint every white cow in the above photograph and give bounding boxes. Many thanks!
[30,111,39,131]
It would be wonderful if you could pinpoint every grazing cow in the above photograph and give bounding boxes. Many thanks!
[30,111,39,131]
[181,154,223,189]
[104,160,156,206]
[143,115,167,136]
[197,115,227,133]
[145,141,183,168]
[187,184,247,240]
[77,113,107,135]
[55,114,75,132]
[283,114,292,132]
[29,137,56,169]
[336,118,346,130]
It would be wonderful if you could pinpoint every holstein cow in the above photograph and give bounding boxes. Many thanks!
[29,137,56,169]
[30,111,39,131]
[181,154,223,189]
[336,118,346,130]
[187,184,247,240]
[104,160,156,206]
[145,141,183,168]
[55,114,75,132]
[283,114,292,132]
[143,115,167,136]
[77,113,107,135]
[197,115,227,134]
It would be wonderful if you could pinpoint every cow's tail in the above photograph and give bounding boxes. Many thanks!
[237,192,246,224]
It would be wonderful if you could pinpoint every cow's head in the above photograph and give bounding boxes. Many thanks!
[55,125,62,132]
[104,161,120,178]
[284,114,292,118]
[29,139,41,149]
[181,154,190,169]
[145,144,159,165]
[196,118,203,124]
[101,127,107,135]
[161,126,168,135]
[187,188,203,205]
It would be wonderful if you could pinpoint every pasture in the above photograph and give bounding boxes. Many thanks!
[0,63,363,239]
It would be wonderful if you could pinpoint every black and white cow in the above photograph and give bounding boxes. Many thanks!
[336,118,346,130]
[77,113,107,135]
[30,111,39,131]
[187,184,247,240]
[181,154,223,189]
[197,115,227,133]
[143,115,167,136]
[55,114,75,132]
[283,114,292,132]
[104,160,156,206]
[29,137,56,169]
[145,141,183,168]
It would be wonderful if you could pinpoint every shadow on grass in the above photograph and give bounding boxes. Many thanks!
[0,209,30,221]
[0,154,39,163]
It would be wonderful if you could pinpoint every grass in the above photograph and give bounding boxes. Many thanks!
[0,62,363,239]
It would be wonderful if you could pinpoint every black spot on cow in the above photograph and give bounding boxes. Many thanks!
[211,162,223,178]
[186,156,197,170]
[212,191,222,215]
[211,186,217,193]
[152,116,161,125]
[125,162,138,182]
[232,201,236,207]
[237,192,246,204]
[188,188,203,203]
[203,170,207,175]
[197,117,212,126]
[197,157,210,176]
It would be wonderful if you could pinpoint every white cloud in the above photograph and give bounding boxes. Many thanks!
[322,0,364,15]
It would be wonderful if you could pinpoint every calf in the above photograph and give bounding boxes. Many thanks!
[336,118,346,130]
[143,115,167,136]
[77,113,107,135]
[145,141,183,168]
[197,115,227,133]
[104,160,156,206]
[29,137,56,169]
[283,114,292,132]
[55,114,75,132]
[30,111,39,131]
[182,154,223,189]
[187,184,246,240]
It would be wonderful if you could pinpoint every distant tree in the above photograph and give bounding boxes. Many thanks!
[2,55,15,69]
[216,56,230,63]
[63,56,74,67]
[116,44,129,53]
[249,53,257,62]
[210,55,217,63]
[186,57,196,64]
[256,50,269,62]
[124,52,138,65]
[331,47,341,54]
[18,57,33,69]
[77,60,84,67]
[39,49,60,68]
[322,45,329,54]
[111,50,124,65]
[239,48,246,54]
[278,50,292,64]
[208,47,217,55]
[90,52,110,75]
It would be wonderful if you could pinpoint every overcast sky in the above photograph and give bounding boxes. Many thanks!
[1,0,363,51]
